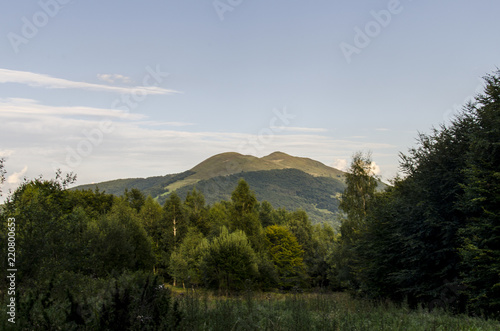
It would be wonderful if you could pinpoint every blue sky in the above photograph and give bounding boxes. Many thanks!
[1,0,499,196]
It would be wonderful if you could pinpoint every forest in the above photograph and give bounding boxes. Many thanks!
[0,71,499,330]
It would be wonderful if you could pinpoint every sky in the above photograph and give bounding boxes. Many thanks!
[1,0,499,197]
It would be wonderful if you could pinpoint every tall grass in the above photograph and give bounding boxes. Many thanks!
[174,289,500,331]
[2,280,498,330]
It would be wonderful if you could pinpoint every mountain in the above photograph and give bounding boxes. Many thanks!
[73,152,354,226]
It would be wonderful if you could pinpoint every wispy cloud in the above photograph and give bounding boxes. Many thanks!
[0,98,145,120]
[97,73,133,84]
[138,121,196,127]
[0,99,397,188]
[0,68,179,95]
[270,126,328,133]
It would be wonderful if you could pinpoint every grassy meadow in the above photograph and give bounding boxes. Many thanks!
[165,287,500,331]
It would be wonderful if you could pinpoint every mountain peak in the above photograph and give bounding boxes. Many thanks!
[187,151,344,182]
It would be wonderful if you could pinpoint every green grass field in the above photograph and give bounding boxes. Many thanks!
[167,287,500,331]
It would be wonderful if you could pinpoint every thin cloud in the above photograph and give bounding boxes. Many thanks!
[0,98,145,120]
[97,73,133,84]
[139,121,196,127]
[0,68,179,95]
[270,126,328,133]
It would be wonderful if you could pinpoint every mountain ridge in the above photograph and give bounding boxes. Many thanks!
[73,151,351,225]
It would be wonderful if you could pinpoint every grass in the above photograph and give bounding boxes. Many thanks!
[167,287,500,331]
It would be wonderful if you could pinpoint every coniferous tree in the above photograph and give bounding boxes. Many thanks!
[459,71,500,316]
[230,179,263,251]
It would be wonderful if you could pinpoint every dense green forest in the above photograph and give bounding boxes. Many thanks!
[0,71,499,329]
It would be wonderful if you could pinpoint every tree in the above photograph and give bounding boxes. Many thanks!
[258,201,275,228]
[123,188,146,213]
[163,191,187,249]
[285,210,314,285]
[459,71,500,316]
[90,199,155,276]
[265,225,305,288]
[338,152,378,244]
[200,227,259,291]
[1,176,76,283]
[169,227,208,288]
[329,152,378,288]
[309,223,336,288]
[229,179,263,251]
[205,201,231,239]
[231,178,257,215]
[184,187,209,235]
[139,196,164,274]
[351,71,500,315]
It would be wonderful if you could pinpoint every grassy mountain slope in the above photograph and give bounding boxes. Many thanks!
[164,151,346,192]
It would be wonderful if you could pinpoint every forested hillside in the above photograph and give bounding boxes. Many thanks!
[74,152,351,226]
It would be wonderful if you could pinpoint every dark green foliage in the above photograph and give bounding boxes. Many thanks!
[184,187,209,235]
[138,196,165,274]
[309,223,336,288]
[349,71,500,318]
[229,179,264,251]
[177,168,344,226]
[123,188,146,212]
[458,72,500,316]
[89,199,155,277]
[200,227,259,291]
[259,200,275,228]
[169,227,208,287]
[163,191,188,249]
